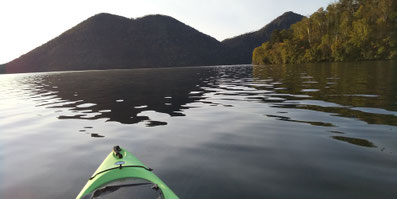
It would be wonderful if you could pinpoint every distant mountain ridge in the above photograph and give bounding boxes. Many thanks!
[4,12,303,73]
[222,11,304,64]
[0,64,5,73]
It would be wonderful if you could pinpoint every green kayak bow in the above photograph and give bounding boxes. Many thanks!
[76,146,179,199]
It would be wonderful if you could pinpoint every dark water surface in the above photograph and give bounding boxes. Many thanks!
[0,61,396,198]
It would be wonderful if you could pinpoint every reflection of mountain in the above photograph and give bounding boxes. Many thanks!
[17,61,397,143]
[27,67,218,126]
[252,61,397,126]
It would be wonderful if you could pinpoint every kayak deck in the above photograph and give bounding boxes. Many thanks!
[76,146,179,199]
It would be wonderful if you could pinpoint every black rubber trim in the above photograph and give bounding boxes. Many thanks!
[112,146,123,159]
[89,165,152,180]
[92,182,153,198]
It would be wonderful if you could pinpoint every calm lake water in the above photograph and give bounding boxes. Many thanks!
[0,61,396,199]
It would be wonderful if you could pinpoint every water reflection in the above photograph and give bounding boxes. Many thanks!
[1,62,397,199]
[266,114,335,127]
[22,68,221,126]
[332,136,376,148]
[253,61,397,126]
[9,61,397,147]
[90,133,105,138]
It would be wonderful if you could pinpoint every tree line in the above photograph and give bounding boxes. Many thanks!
[253,0,397,65]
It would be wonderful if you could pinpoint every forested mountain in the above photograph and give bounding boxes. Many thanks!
[222,11,303,64]
[253,0,397,65]
[5,13,225,73]
[0,64,5,74]
[4,11,304,73]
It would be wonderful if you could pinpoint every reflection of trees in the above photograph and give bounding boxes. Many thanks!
[27,67,216,125]
[332,136,376,148]
[253,61,397,126]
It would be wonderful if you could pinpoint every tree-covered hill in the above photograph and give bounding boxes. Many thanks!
[0,64,5,74]
[253,0,397,65]
[5,13,225,73]
[4,12,305,74]
[222,11,303,64]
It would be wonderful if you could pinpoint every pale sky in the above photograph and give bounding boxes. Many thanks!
[0,0,332,64]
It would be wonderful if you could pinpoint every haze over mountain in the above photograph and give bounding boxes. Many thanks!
[4,11,303,73]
